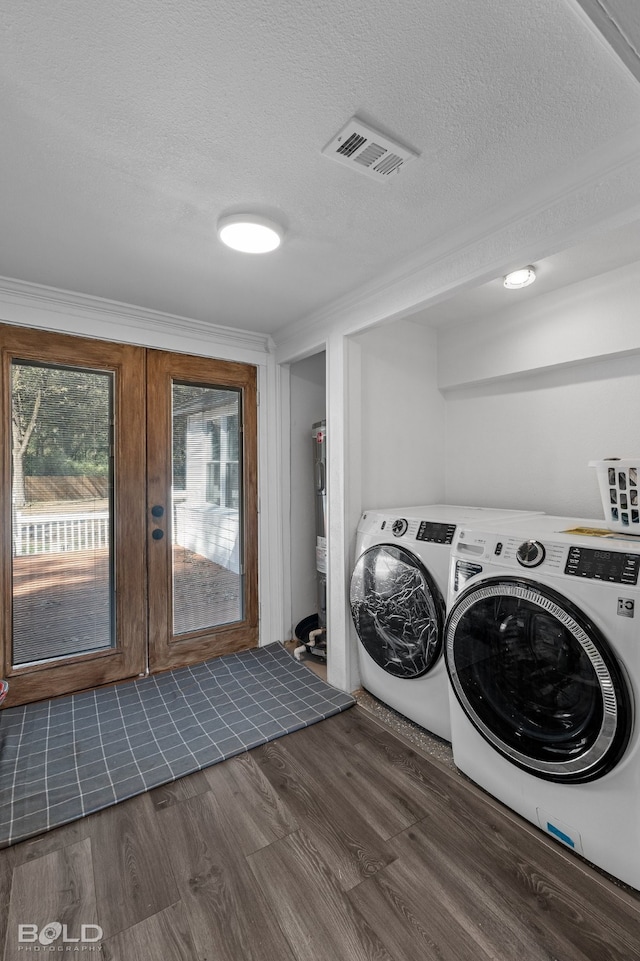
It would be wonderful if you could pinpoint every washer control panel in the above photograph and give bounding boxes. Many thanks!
[564,546,640,585]
[454,526,640,587]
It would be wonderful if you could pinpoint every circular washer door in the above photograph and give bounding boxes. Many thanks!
[445,577,632,783]
[350,544,445,678]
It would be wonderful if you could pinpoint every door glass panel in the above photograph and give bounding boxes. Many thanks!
[172,383,243,634]
[350,544,442,678]
[11,361,114,665]
[450,592,603,762]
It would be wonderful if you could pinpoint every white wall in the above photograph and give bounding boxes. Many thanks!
[443,353,640,518]
[437,252,640,521]
[288,352,326,634]
[335,319,446,691]
[438,259,640,389]
[352,320,446,511]
[352,303,640,525]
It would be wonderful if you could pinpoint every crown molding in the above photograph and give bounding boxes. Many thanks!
[273,128,640,360]
[570,0,640,86]
[0,276,274,360]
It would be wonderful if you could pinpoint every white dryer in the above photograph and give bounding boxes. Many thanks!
[350,505,542,742]
[445,514,640,889]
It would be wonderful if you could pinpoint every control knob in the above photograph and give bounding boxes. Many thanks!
[391,518,408,537]
[516,539,546,568]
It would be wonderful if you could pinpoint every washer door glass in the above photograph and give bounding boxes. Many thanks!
[350,544,444,678]
[445,577,632,782]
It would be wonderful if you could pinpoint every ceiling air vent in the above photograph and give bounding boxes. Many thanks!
[322,117,418,182]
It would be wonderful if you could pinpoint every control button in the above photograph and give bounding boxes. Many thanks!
[516,539,546,568]
[495,542,503,556]
[391,518,408,537]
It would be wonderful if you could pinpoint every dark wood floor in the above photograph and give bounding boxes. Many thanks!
[1,705,639,960]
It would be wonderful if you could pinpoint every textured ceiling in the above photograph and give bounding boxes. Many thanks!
[2,0,640,337]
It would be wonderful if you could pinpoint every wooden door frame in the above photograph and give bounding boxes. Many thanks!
[0,328,259,707]
[0,325,148,707]
[146,350,259,672]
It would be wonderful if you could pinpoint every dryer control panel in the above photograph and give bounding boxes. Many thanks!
[380,517,457,543]
[416,521,456,544]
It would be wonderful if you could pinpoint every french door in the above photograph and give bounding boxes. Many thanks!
[146,349,258,672]
[0,325,258,707]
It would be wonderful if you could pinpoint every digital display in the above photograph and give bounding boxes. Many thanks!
[416,521,456,544]
[565,546,640,585]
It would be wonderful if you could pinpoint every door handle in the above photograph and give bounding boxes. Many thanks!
[151,505,164,539]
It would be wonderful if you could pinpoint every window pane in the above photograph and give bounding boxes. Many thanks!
[11,361,114,665]
[172,383,242,634]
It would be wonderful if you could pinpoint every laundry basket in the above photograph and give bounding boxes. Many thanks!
[589,459,640,533]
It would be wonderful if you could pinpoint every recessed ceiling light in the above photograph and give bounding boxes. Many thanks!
[503,266,536,289]
[217,214,283,253]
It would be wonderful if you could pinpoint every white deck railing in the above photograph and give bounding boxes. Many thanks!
[13,511,110,556]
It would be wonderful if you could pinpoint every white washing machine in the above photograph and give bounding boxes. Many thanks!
[350,505,542,742]
[445,514,640,889]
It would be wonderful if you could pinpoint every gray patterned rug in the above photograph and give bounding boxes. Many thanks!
[0,643,355,847]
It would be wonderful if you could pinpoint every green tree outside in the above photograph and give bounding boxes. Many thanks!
[12,362,112,507]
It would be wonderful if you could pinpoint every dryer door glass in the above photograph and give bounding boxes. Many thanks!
[350,544,444,678]
[445,578,632,782]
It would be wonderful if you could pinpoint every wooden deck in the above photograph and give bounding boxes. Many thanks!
[11,548,241,665]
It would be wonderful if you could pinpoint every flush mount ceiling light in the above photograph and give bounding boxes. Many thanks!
[217,214,283,253]
[503,265,536,289]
